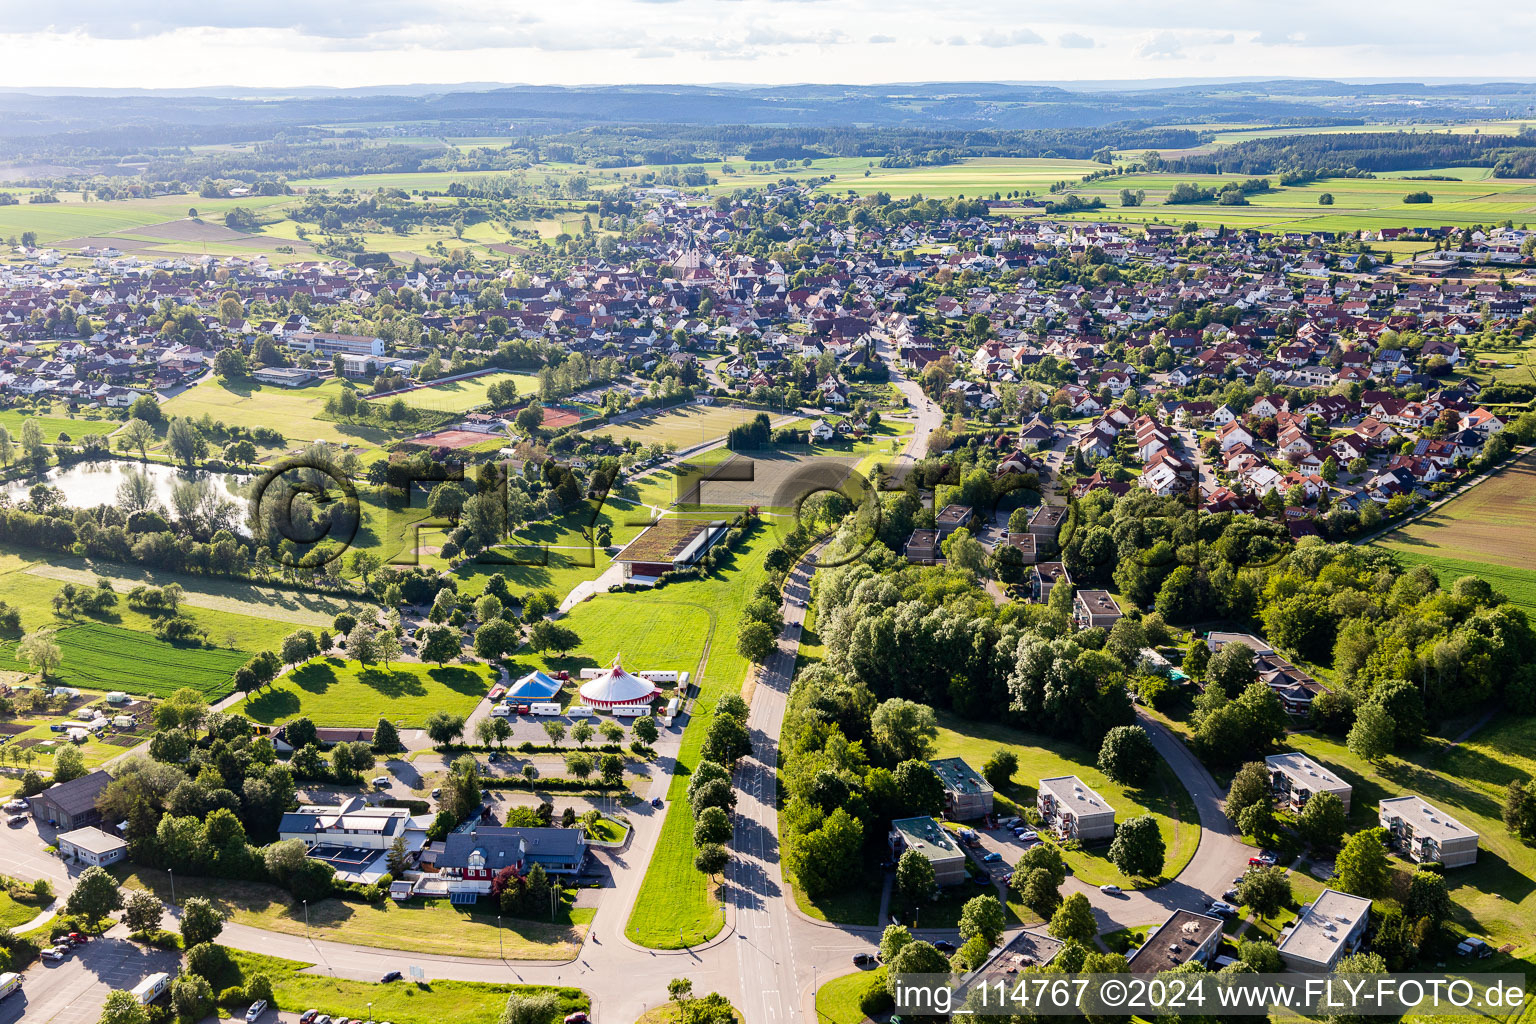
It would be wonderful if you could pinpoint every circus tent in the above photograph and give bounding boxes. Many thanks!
[578,656,662,709]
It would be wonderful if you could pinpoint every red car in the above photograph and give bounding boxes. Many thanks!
[68,932,89,944]
[565,1014,589,1024]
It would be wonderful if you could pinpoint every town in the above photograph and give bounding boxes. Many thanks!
[0,58,1535,1024]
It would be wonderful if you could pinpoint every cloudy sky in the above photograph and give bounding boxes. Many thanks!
[3,0,1533,90]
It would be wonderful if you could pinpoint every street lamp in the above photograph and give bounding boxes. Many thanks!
[302,899,310,936]
[498,915,504,959]
[167,868,175,906]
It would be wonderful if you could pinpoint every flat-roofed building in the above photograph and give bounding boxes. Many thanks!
[289,331,386,357]
[614,519,729,582]
[1127,909,1224,974]
[1074,589,1123,629]
[1266,752,1352,814]
[1031,562,1070,603]
[888,815,969,885]
[936,504,976,537]
[1037,775,1115,841]
[929,757,994,820]
[1379,795,1479,868]
[1000,532,1038,564]
[967,928,1064,980]
[57,826,127,867]
[905,528,940,565]
[251,366,318,388]
[1278,888,1371,972]
[1027,505,1068,547]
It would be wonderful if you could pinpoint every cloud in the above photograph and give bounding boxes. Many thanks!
[1253,28,1306,45]
[867,33,896,43]
[1058,32,1094,48]
[1138,31,1185,58]
[976,28,1045,47]
[741,26,845,45]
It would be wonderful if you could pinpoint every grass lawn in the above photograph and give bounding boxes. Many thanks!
[623,526,774,948]
[383,371,541,414]
[587,405,768,450]
[0,621,247,699]
[0,889,48,930]
[0,408,121,443]
[215,946,588,1024]
[1287,721,1536,964]
[815,967,888,1024]
[635,1000,744,1024]
[931,712,1201,889]
[232,657,495,727]
[618,449,734,511]
[117,870,591,960]
[160,375,399,449]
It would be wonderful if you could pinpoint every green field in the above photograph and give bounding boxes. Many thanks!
[217,947,588,1024]
[0,889,49,930]
[929,713,1200,889]
[232,657,495,727]
[1287,719,1536,967]
[0,408,120,443]
[0,193,295,246]
[815,968,888,1024]
[384,371,542,414]
[1373,452,1536,615]
[587,405,771,450]
[623,525,775,948]
[816,157,1107,199]
[161,375,396,449]
[0,621,247,698]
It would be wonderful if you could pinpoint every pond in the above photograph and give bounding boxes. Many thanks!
[5,459,253,515]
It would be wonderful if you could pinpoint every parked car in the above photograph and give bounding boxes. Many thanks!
[564,1013,590,1024]
[853,953,875,966]
[6,814,26,827]
[651,798,664,808]
[430,788,441,798]
[1248,856,1269,867]
[1207,900,1239,918]
[934,940,956,953]
[2,799,26,812]
[381,970,402,983]
[1456,938,1493,958]
[1099,884,1122,894]
[41,948,65,961]
[372,775,390,787]
[313,1015,332,1024]
[1222,888,1240,902]
[1256,850,1278,865]
[299,1012,319,1024]
[1015,830,1038,842]
[982,852,1001,862]
[998,816,1021,828]
[246,999,269,1022]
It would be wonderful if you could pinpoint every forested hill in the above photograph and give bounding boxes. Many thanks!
[1165,129,1536,178]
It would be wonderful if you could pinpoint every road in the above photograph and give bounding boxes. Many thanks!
[876,332,943,471]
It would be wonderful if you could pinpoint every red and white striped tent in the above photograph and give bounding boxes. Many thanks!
[578,655,662,709]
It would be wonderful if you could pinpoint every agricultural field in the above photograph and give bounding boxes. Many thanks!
[624,525,775,948]
[0,622,247,699]
[116,868,592,961]
[1373,452,1536,614]
[381,370,542,414]
[816,157,1107,199]
[216,947,588,1024]
[1287,720,1536,965]
[586,404,771,449]
[231,657,496,727]
[0,193,295,247]
[931,712,1201,890]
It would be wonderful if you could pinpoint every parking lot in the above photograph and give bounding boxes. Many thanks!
[0,935,180,1024]
[961,820,1044,884]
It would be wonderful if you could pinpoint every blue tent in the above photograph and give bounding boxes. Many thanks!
[507,671,562,700]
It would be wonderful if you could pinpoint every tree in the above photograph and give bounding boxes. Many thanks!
[1334,828,1391,897]
[694,805,733,846]
[633,715,659,744]
[1206,642,1257,697]
[374,717,402,754]
[879,923,914,964]
[543,720,566,746]
[347,620,380,665]
[420,624,463,665]
[474,619,521,660]
[871,698,938,763]
[65,866,123,932]
[1225,761,1272,823]
[1107,814,1165,878]
[425,711,466,746]
[981,749,1018,789]
[694,842,729,878]
[1048,891,1096,942]
[1504,779,1536,840]
[942,528,989,577]
[53,743,88,784]
[1097,726,1158,785]
[1297,791,1347,850]
[958,893,1007,947]
[118,417,155,461]
[98,990,150,1024]
[1015,866,1062,917]
[180,895,225,947]
[736,620,776,662]
[170,974,213,1023]
[892,759,945,817]
[500,993,559,1024]
[1347,703,1395,764]
[122,888,163,935]
[565,751,593,780]
[164,417,206,470]
[701,711,750,765]
[18,627,63,678]
[572,721,594,747]
[896,848,936,908]
[528,620,579,656]
[1237,865,1292,920]
[376,628,403,669]
[19,418,45,464]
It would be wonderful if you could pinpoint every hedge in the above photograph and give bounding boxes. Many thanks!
[476,776,626,793]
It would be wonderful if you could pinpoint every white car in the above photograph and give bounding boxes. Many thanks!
[246,999,269,1022]
[41,948,66,962]
[1099,884,1122,894]
[372,775,390,787]
[3,799,27,812]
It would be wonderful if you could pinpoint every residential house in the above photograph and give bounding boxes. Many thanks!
[1265,752,1353,814]
[929,757,995,820]
[1037,776,1115,841]
[1278,889,1371,973]
[1127,910,1225,974]
[1378,796,1479,868]
[888,816,969,885]
[1073,589,1123,629]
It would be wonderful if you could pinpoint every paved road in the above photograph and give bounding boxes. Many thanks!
[0,933,180,1024]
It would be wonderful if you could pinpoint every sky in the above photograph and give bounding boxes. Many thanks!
[2,1,1534,90]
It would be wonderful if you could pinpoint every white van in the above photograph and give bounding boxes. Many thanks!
[0,973,19,1000]
[530,702,562,716]
[490,705,512,718]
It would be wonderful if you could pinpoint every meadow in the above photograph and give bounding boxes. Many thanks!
[818,157,1108,199]
[384,370,542,414]
[0,407,120,443]
[215,947,588,1024]
[232,657,496,727]
[623,525,775,948]
[585,404,770,449]
[160,375,398,450]
[0,621,247,698]
[0,193,295,246]
[1373,452,1536,615]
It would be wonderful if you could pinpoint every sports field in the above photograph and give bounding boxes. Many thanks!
[376,370,541,414]
[0,622,247,698]
[1373,452,1536,614]
[587,404,769,449]
[232,657,495,727]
